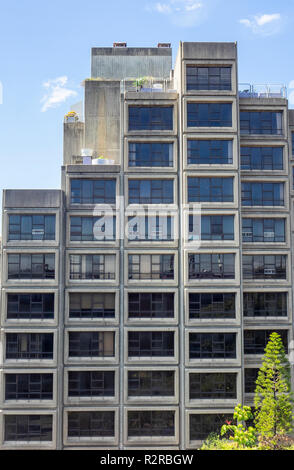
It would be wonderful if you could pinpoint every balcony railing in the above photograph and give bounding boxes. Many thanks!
[121,77,177,94]
[239,83,287,99]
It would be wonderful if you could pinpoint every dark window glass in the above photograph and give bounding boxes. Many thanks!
[186,66,232,91]
[242,218,285,243]
[129,142,173,167]
[128,371,174,397]
[5,374,53,400]
[68,411,115,437]
[244,369,259,394]
[68,371,115,397]
[243,292,287,318]
[188,253,235,280]
[189,373,237,399]
[241,182,284,206]
[128,254,174,280]
[241,147,283,170]
[190,414,233,441]
[187,103,232,127]
[6,333,53,360]
[5,415,52,442]
[188,177,233,203]
[292,132,294,156]
[70,216,116,241]
[187,140,233,165]
[244,330,288,355]
[68,331,115,358]
[189,215,234,241]
[8,215,56,241]
[128,215,174,241]
[128,106,173,131]
[128,179,174,204]
[128,411,174,437]
[240,111,283,135]
[69,254,116,280]
[8,253,55,280]
[242,255,287,280]
[189,293,235,319]
[70,179,116,204]
[128,331,174,357]
[7,293,54,320]
[69,293,115,319]
[189,333,236,359]
[128,292,174,319]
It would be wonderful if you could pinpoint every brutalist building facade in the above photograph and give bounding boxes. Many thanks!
[0,41,293,449]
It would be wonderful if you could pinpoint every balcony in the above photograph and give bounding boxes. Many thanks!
[121,77,177,94]
[239,83,287,99]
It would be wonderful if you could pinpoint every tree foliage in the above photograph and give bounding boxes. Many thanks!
[254,332,293,436]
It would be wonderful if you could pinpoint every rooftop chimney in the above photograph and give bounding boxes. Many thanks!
[113,42,127,48]
[157,43,171,48]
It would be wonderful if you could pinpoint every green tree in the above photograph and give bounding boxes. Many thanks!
[254,332,293,437]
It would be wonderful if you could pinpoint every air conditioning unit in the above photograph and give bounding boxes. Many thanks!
[32,229,44,236]
[242,231,252,238]
[264,268,276,275]
[264,231,275,238]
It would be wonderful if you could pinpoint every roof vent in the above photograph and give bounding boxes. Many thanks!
[113,42,127,47]
[157,43,171,48]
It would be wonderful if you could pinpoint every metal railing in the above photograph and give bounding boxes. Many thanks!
[239,83,287,99]
[121,77,177,94]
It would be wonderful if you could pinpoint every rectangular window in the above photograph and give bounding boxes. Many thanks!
[69,293,115,319]
[189,332,236,359]
[128,179,174,204]
[189,215,234,241]
[7,293,54,320]
[8,215,56,241]
[189,292,235,319]
[6,333,53,360]
[68,371,115,397]
[128,331,174,357]
[241,182,284,206]
[128,106,173,131]
[243,292,287,317]
[128,254,174,280]
[244,330,288,355]
[70,179,116,204]
[187,140,233,165]
[128,215,174,241]
[241,147,283,170]
[188,177,233,203]
[187,103,232,127]
[129,142,173,167]
[242,255,287,280]
[68,411,115,438]
[128,292,174,319]
[242,218,285,243]
[188,253,235,280]
[244,369,259,394]
[240,111,283,135]
[69,254,116,280]
[4,415,52,442]
[189,373,237,399]
[292,132,294,156]
[8,253,55,280]
[186,66,232,91]
[5,374,53,400]
[128,371,174,397]
[70,216,116,241]
[128,410,175,437]
[68,331,115,358]
[190,414,233,441]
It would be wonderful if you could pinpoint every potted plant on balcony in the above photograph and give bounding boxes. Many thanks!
[64,111,79,123]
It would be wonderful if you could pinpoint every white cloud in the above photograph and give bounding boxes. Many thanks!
[239,13,281,35]
[41,76,77,112]
[147,0,203,26]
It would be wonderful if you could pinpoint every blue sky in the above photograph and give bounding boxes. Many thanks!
[0,0,294,204]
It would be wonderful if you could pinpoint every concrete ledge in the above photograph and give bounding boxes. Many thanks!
[239,97,288,106]
[3,190,62,208]
[182,42,237,60]
[65,164,120,173]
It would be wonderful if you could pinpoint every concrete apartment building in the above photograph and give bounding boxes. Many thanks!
[0,41,293,450]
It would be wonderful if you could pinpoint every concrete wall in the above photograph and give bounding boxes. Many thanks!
[91,47,172,79]
[63,122,85,165]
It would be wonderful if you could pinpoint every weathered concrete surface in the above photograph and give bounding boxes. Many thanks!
[3,189,62,208]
